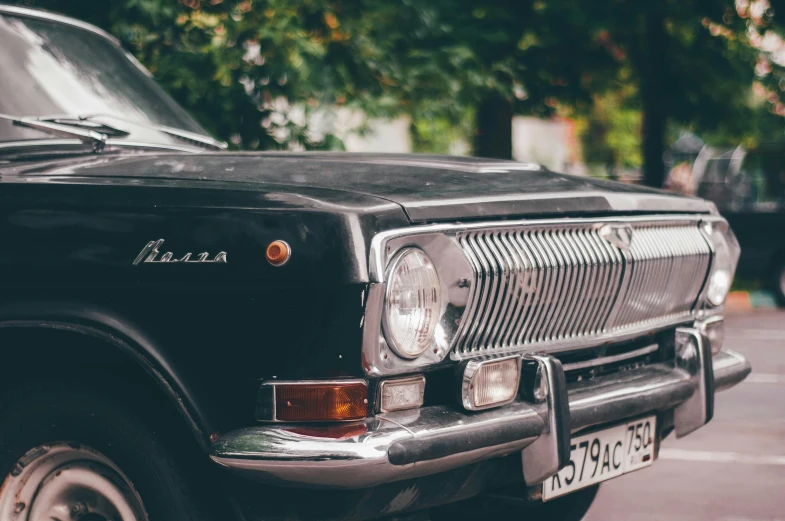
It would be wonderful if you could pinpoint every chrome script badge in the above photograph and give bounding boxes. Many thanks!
[599,223,634,251]
[133,239,227,265]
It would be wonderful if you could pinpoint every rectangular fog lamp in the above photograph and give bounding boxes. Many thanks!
[379,376,425,413]
[462,356,522,411]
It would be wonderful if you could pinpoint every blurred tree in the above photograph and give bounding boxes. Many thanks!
[380,1,621,159]
[22,0,785,183]
[363,0,785,183]
[581,0,785,186]
[567,81,643,178]
[25,0,423,150]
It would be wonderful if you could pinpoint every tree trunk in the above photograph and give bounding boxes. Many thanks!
[474,93,513,159]
[641,9,667,188]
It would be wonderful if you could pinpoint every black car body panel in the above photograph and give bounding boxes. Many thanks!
[0,151,712,443]
[8,151,713,222]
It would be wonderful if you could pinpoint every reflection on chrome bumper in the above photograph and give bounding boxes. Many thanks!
[713,349,752,392]
[210,349,750,489]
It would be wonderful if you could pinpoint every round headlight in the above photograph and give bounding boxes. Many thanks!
[383,248,441,359]
[706,225,733,306]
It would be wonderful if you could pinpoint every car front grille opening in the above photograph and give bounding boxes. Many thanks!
[453,220,711,358]
[556,331,676,383]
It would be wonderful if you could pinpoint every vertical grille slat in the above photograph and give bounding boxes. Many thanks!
[567,230,598,337]
[454,219,712,356]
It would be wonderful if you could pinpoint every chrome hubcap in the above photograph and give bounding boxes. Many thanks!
[0,442,148,521]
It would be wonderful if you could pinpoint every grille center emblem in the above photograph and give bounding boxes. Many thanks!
[599,224,634,251]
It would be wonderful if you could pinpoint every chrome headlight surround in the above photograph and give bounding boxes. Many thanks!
[699,218,740,312]
[362,231,474,376]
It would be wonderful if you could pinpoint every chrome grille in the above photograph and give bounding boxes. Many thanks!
[454,221,711,357]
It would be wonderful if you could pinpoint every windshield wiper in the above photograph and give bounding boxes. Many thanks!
[1,112,227,152]
[74,113,227,150]
[0,113,107,152]
[35,116,131,138]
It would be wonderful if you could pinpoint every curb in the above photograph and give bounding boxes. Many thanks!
[725,290,778,313]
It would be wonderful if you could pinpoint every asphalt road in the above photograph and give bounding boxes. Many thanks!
[584,309,785,521]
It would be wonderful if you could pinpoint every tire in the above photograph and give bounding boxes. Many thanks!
[0,382,218,521]
[431,484,599,521]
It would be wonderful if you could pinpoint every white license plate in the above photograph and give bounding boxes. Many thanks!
[542,416,656,501]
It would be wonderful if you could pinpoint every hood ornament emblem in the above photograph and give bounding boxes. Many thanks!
[599,223,634,251]
[133,239,227,265]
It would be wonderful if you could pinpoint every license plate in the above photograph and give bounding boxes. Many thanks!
[542,416,656,501]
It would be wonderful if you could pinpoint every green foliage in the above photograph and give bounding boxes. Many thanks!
[27,0,418,149]
[568,83,643,170]
[21,0,785,161]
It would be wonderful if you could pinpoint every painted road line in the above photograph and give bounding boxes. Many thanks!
[744,373,785,384]
[725,329,785,341]
[720,517,785,521]
[659,448,785,466]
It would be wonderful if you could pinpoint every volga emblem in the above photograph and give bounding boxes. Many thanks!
[599,223,634,251]
[133,239,227,265]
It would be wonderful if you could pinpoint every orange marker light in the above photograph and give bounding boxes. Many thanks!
[275,381,368,422]
[266,240,291,267]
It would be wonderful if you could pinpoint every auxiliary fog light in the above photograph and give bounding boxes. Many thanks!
[379,376,426,413]
[702,317,725,356]
[675,331,700,375]
[461,356,522,411]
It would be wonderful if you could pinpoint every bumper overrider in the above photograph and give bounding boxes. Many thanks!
[209,328,750,490]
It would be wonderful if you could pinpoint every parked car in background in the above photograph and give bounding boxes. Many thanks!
[692,144,785,305]
[0,6,751,521]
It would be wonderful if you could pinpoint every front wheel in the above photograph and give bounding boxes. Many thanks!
[431,484,599,521]
[0,382,218,521]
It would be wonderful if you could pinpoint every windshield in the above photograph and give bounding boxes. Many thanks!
[0,11,209,146]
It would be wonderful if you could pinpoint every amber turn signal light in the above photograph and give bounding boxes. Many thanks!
[275,381,368,422]
[266,240,291,267]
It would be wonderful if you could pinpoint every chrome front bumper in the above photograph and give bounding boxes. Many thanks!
[210,347,750,489]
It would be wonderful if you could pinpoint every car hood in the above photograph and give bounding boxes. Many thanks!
[5,151,713,222]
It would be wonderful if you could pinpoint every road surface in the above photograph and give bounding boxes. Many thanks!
[584,310,785,521]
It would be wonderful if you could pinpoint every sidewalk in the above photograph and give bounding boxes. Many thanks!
[725,290,779,313]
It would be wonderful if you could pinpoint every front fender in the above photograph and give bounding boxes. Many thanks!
[0,300,212,446]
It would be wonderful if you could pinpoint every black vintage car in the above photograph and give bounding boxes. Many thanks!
[0,6,751,521]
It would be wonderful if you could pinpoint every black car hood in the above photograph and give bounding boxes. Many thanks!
[5,151,713,222]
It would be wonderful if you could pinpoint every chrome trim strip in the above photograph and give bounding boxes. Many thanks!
[561,344,659,372]
[210,349,749,489]
[368,214,724,284]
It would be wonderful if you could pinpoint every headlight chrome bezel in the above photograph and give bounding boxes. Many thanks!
[363,232,474,376]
